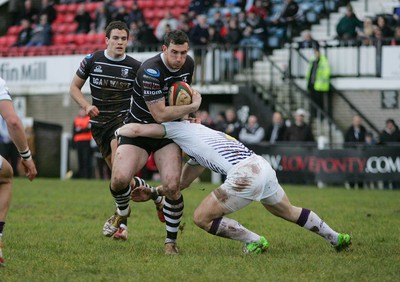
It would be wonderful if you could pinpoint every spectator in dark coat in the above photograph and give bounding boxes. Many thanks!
[284,108,315,142]
[74,4,92,34]
[12,19,32,47]
[344,114,367,144]
[25,14,52,47]
[265,111,287,144]
[379,119,400,144]
[336,4,363,40]
[39,0,57,24]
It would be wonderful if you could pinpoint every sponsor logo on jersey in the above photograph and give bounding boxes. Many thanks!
[144,90,162,95]
[94,65,102,73]
[143,81,160,89]
[85,54,93,59]
[144,68,160,77]
[121,68,129,77]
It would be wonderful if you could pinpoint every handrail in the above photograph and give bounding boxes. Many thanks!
[290,45,381,135]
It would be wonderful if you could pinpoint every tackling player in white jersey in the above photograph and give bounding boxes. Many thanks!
[116,119,352,254]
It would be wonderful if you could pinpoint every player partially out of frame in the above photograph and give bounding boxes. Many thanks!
[0,77,37,267]
[116,120,352,254]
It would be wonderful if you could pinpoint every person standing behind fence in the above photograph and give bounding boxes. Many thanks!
[306,45,331,120]
[0,76,37,267]
[72,108,93,179]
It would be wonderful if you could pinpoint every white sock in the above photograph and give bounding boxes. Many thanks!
[303,211,339,245]
[211,217,261,243]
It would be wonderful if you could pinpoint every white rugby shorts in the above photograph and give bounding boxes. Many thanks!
[215,154,285,212]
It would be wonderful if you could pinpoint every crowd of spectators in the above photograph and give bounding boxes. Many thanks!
[5,0,310,55]
[336,3,400,47]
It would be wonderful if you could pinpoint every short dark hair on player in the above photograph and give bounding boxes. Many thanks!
[163,30,190,47]
[105,21,129,39]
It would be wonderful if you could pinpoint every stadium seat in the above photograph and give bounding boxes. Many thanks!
[66,3,79,14]
[138,0,154,9]
[176,0,189,8]
[0,46,9,57]
[64,13,75,23]
[7,25,21,36]
[165,0,175,8]
[143,9,155,19]
[0,36,17,47]
[54,14,66,24]
[63,34,76,44]
[65,22,78,34]
[53,34,66,45]
[55,4,68,14]
[154,9,166,19]
[93,33,105,44]
[85,2,99,13]
[52,23,68,34]
[74,34,87,46]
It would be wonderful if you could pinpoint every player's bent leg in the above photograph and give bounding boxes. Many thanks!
[262,188,351,251]
[194,188,269,254]
[154,144,182,254]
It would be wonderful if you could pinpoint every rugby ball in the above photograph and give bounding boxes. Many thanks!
[167,81,193,106]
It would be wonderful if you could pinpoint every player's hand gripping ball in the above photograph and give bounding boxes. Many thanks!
[167,81,193,106]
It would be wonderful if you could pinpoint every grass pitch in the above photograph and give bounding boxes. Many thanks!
[1,178,399,281]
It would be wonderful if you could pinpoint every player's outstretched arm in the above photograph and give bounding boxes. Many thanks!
[117,123,166,139]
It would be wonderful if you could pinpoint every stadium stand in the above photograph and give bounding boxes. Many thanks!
[0,0,191,56]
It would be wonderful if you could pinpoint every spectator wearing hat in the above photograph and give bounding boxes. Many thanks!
[284,109,315,142]
[306,45,331,120]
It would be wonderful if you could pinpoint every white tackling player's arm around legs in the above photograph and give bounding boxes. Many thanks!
[117,123,166,139]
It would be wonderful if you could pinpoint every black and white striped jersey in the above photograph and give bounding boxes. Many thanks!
[127,52,194,124]
[76,50,141,126]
